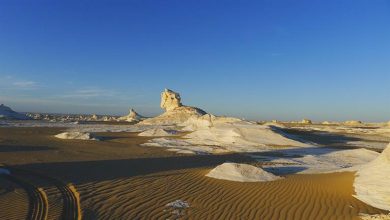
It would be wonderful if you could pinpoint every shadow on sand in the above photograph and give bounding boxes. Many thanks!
[0,145,54,152]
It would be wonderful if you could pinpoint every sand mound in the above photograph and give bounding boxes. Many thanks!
[55,132,99,140]
[354,143,390,211]
[138,128,179,137]
[206,163,282,182]
[0,104,30,120]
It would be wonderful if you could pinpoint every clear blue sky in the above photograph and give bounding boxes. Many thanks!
[1,0,389,122]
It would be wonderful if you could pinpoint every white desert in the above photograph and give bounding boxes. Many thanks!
[1,89,389,220]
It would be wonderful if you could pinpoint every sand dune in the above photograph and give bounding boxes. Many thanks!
[77,169,384,219]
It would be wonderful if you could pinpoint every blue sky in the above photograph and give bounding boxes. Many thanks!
[1,0,389,121]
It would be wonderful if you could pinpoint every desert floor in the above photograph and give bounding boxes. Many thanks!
[0,127,387,219]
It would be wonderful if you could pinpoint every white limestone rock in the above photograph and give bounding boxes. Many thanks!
[140,89,206,125]
[160,89,183,111]
[206,162,282,182]
[344,120,363,126]
[353,143,390,211]
[118,108,143,122]
[55,132,99,140]
[138,128,179,136]
[301,119,312,124]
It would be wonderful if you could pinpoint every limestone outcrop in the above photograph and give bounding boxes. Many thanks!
[140,89,206,125]
[160,89,182,111]
[118,108,143,122]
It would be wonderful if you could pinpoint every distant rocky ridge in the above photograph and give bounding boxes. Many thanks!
[0,104,30,120]
[140,89,207,125]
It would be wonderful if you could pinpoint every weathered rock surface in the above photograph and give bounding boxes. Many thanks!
[344,120,363,126]
[140,89,206,125]
[160,89,182,111]
[118,108,143,122]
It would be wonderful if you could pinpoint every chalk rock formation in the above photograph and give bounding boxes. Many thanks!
[206,163,282,182]
[138,128,179,136]
[353,143,390,211]
[0,104,30,120]
[140,89,206,125]
[55,132,99,140]
[344,120,363,126]
[118,108,143,122]
[301,119,312,124]
[160,89,182,111]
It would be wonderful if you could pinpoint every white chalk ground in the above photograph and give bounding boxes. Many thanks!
[138,128,179,137]
[351,143,390,211]
[206,162,282,182]
[3,116,390,211]
[255,147,380,174]
[55,132,99,141]
[142,115,309,154]
[360,213,390,220]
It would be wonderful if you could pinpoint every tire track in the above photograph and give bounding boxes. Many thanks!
[6,168,81,220]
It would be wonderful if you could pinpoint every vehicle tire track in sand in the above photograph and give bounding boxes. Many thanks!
[5,175,48,220]
[7,168,81,220]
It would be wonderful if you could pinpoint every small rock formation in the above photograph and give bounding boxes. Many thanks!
[118,108,143,122]
[344,120,363,126]
[140,89,207,125]
[301,119,312,124]
[160,89,182,111]
[0,104,30,120]
[353,143,390,211]
[55,132,99,140]
[206,162,282,182]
